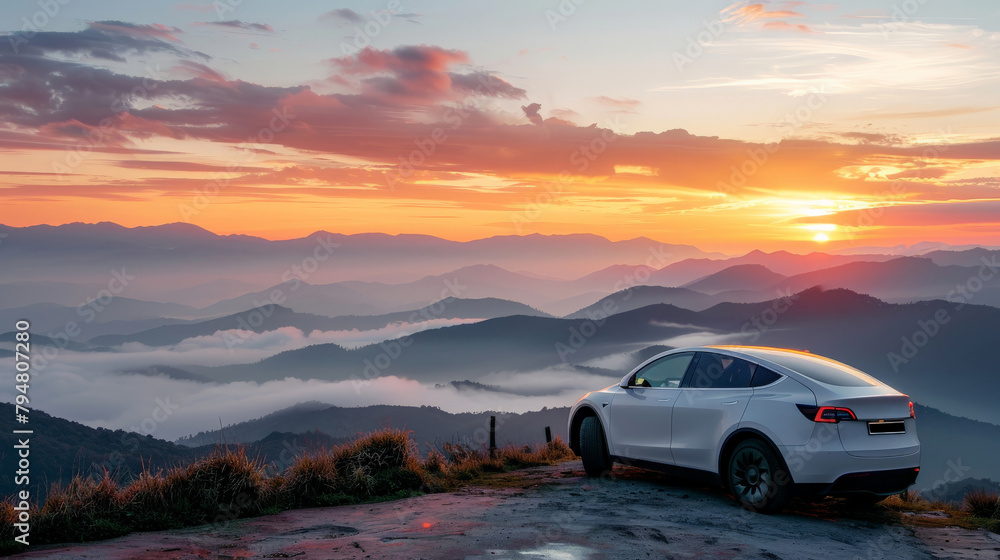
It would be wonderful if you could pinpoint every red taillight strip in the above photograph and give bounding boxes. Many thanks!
[909,401,915,419]
[813,406,857,423]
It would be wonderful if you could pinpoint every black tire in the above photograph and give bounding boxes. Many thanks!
[727,439,793,513]
[579,416,612,477]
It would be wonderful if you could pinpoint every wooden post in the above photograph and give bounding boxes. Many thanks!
[489,415,497,458]
[544,426,552,444]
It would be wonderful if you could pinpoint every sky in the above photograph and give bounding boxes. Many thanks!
[0,0,999,252]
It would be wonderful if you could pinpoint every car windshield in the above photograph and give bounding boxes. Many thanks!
[748,350,880,387]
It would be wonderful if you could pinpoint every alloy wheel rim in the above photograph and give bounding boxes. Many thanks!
[732,449,772,505]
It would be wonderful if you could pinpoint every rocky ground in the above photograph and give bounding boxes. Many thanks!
[11,461,1000,559]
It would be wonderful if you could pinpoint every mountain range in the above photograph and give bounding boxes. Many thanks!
[89,298,548,347]
[175,287,1000,426]
[0,222,723,299]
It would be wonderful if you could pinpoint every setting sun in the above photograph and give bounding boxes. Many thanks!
[813,233,830,242]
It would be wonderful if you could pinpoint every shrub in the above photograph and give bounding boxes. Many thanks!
[0,500,31,554]
[279,453,339,507]
[159,446,267,525]
[964,489,1000,519]
[119,470,177,531]
[34,473,128,544]
[278,429,423,506]
[423,449,449,475]
[331,429,422,497]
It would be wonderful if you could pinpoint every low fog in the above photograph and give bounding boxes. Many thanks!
[4,364,617,441]
[5,321,624,441]
[2,324,759,442]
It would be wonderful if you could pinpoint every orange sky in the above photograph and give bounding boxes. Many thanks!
[1,2,999,252]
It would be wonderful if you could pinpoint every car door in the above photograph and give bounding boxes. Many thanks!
[670,352,755,472]
[608,352,696,465]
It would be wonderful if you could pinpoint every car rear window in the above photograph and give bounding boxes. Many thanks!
[750,366,781,387]
[751,350,880,387]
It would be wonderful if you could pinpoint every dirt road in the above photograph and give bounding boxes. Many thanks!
[12,462,1000,559]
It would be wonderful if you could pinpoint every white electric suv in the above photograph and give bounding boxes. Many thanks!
[567,346,920,512]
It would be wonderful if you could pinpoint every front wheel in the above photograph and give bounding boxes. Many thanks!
[579,416,612,477]
[727,439,792,513]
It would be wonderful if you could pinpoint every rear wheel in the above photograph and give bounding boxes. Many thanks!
[579,416,612,477]
[727,439,792,513]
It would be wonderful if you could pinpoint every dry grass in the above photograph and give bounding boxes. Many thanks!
[279,452,339,507]
[963,489,1000,519]
[879,488,1000,533]
[277,429,423,507]
[434,437,575,486]
[0,430,576,554]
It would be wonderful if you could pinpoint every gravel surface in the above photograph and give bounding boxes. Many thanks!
[12,461,998,559]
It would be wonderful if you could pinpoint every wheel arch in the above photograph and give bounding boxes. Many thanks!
[717,427,793,491]
[568,405,602,455]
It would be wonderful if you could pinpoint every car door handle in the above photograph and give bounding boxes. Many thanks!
[657,398,671,402]
[721,400,739,405]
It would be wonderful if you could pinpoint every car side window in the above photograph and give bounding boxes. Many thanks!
[685,352,756,389]
[630,353,694,388]
[750,366,781,387]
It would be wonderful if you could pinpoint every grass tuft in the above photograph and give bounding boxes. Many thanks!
[964,488,1000,519]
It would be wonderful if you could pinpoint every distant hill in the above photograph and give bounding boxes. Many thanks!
[0,281,107,309]
[773,257,1000,303]
[682,264,787,295]
[912,404,1000,501]
[90,298,549,347]
[924,247,1000,268]
[648,250,899,286]
[565,286,717,316]
[0,331,91,351]
[195,308,701,385]
[178,402,570,453]
[0,402,351,501]
[0,402,200,501]
[196,265,600,318]
[0,299,200,339]
[0,223,724,301]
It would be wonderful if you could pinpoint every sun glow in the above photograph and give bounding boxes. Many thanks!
[802,224,838,232]
[813,233,830,242]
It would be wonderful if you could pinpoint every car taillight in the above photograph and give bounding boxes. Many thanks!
[909,401,915,418]
[796,404,857,423]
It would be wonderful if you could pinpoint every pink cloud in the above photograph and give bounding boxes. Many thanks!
[592,96,642,113]
[762,21,815,32]
[330,45,524,103]
[722,2,805,24]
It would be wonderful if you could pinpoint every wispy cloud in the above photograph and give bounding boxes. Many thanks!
[591,96,642,113]
[194,20,275,33]
[656,22,1000,96]
[323,8,364,24]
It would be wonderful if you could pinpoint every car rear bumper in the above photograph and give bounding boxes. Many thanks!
[777,426,920,490]
[825,467,921,495]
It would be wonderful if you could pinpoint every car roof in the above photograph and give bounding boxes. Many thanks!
[706,345,819,361]
[641,345,891,392]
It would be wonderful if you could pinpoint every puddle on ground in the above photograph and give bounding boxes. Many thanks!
[471,543,593,559]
